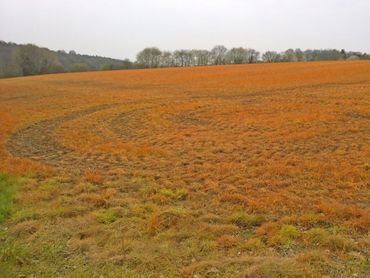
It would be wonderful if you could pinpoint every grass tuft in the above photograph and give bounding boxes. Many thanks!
[229,211,265,228]
[84,170,104,184]
[95,209,119,224]
[158,188,189,200]
[241,259,312,278]
[0,174,17,223]
[269,224,301,248]
[242,238,264,251]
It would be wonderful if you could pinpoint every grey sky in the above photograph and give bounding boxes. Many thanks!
[1,0,369,60]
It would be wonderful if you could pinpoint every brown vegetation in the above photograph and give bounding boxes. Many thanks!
[0,61,369,277]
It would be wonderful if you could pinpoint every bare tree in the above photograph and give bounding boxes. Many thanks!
[211,45,227,65]
[136,47,162,68]
[173,50,193,67]
[160,51,174,67]
[262,51,280,63]
[245,48,260,63]
[304,49,343,61]
[184,51,194,66]
[282,49,297,62]
[191,49,211,66]
[173,50,184,67]
[199,50,211,66]
[134,46,367,69]
[294,49,305,61]
[226,47,248,64]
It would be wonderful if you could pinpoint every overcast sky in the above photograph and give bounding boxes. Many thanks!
[1,0,369,60]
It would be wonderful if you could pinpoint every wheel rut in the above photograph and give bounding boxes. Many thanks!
[6,104,118,170]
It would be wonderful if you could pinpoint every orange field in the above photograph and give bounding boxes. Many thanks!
[0,61,369,277]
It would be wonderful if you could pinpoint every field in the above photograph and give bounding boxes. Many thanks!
[0,61,369,277]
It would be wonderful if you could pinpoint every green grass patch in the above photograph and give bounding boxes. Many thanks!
[96,209,120,224]
[136,178,158,197]
[270,224,301,249]
[0,236,31,270]
[41,241,68,261]
[11,208,41,223]
[242,237,264,251]
[158,188,189,200]
[304,227,354,251]
[38,179,59,191]
[0,174,18,223]
[229,211,265,228]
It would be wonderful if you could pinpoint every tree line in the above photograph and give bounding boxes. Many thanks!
[136,46,370,68]
[0,41,133,78]
[1,40,369,78]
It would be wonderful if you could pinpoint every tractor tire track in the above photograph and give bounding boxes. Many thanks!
[6,104,118,170]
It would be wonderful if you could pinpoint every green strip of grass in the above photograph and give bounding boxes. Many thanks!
[0,173,17,223]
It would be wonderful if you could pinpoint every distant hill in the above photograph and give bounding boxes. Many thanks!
[0,41,133,78]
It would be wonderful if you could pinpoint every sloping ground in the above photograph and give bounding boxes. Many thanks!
[0,40,130,78]
[0,61,369,277]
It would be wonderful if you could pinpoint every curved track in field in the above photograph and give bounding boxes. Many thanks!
[6,104,121,170]
[5,80,370,174]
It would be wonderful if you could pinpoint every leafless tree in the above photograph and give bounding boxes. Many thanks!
[191,49,211,66]
[282,49,297,62]
[294,49,305,61]
[245,48,260,63]
[160,51,174,67]
[136,47,162,68]
[211,45,228,65]
[262,51,280,63]
[173,50,193,67]
[226,47,248,64]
